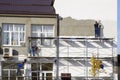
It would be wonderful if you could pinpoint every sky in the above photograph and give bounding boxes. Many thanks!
[54,0,117,21]
[118,0,120,54]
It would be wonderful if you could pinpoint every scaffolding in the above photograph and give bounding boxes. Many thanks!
[57,37,116,80]
[0,37,117,80]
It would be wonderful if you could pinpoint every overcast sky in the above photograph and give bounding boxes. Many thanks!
[118,1,120,54]
[54,0,117,21]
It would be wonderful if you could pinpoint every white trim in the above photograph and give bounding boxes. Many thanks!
[31,24,54,46]
[2,23,26,46]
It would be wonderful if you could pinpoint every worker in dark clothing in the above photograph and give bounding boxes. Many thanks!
[29,46,35,56]
[29,45,38,56]
[17,59,26,75]
[17,62,24,75]
[94,21,99,38]
[100,64,104,69]
[98,21,101,37]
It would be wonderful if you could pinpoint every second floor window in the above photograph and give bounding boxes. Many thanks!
[2,23,25,46]
[31,25,54,46]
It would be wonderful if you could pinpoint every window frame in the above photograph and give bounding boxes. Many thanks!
[31,24,54,46]
[2,23,26,46]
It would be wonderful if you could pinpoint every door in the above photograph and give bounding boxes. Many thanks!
[41,72,52,80]
[31,63,53,80]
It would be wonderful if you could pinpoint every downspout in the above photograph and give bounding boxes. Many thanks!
[0,27,2,54]
[56,14,60,80]
[0,26,2,80]
[0,27,1,48]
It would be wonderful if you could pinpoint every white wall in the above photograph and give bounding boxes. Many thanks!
[101,20,117,40]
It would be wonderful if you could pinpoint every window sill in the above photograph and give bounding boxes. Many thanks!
[2,45,21,47]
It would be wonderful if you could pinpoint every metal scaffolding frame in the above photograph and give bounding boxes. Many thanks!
[57,37,115,80]
[27,37,115,80]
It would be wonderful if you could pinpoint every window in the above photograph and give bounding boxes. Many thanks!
[2,62,24,80]
[31,25,54,46]
[42,63,53,71]
[31,63,53,80]
[2,23,25,46]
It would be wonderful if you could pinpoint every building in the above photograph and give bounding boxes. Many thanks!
[0,0,117,80]
[0,0,58,80]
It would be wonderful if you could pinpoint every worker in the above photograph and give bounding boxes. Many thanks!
[100,64,104,69]
[17,59,26,75]
[29,45,38,56]
[94,21,99,38]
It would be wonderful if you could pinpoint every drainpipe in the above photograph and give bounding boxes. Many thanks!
[56,14,60,80]
[56,14,63,80]
[0,27,1,80]
[0,27,1,47]
[0,27,2,54]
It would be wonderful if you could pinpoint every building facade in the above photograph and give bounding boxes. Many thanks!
[0,0,117,80]
[0,0,59,80]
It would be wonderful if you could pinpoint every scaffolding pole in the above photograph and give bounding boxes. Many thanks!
[56,14,60,80]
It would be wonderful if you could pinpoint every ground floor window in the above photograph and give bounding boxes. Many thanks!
[2,69,24,80]
[1,62,54,80]
[2,62,24,80]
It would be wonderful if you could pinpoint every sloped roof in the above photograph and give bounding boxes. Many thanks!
[0,0,55,15]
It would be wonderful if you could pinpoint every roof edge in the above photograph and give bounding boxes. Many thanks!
[0,14,58,18]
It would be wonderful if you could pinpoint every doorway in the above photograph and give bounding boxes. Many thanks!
[31,63,53,80]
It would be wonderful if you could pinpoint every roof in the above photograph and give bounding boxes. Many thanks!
[0,0,56,15]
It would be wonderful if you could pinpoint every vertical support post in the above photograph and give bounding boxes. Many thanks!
[85,38,88,79]
[67,46,69,73]
[0,61,1,80]
[37,59,38,80]
[84,46,86,79]
[111,39,114,80]
[97,46,99,79]
[56,14,60,80]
